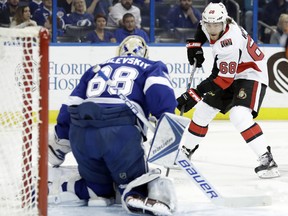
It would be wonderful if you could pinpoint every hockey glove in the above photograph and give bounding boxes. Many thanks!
[48,129,71,167]
[186,38,205,67]
[177,88,202,112]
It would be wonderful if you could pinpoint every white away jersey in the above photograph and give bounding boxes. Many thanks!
[202,20,268,89]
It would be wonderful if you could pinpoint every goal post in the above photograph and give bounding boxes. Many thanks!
[0,27,49,216]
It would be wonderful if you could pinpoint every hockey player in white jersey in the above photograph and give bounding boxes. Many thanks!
[48,35,178,215]
[177,2,280,179]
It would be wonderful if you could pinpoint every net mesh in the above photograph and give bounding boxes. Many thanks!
[0,27,43,216]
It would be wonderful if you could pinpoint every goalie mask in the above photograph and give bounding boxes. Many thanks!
[117,35,149,58]
[201,2,228,37]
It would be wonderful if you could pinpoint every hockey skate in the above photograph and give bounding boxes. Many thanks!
[125,194,172,216]
[255,146,280,179]
[48,131,71,167]
[182,144,199,159]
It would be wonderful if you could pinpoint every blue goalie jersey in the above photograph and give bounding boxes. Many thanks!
[56,55,177,139]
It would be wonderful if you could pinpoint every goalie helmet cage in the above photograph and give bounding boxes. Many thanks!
[0,27,49,216]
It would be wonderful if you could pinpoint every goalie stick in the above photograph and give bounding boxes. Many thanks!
[94,66,272,208]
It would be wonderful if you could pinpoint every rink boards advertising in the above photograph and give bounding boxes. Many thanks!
[47,45,288,122]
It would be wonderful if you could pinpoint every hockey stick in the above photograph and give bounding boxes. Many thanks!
[95,67,272,207]
[166,61,199,176]
[180,61,198,116]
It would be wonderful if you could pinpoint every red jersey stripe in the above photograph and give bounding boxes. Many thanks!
[237,62,262,73]
[213,76,234,89]
[250,82,259,110]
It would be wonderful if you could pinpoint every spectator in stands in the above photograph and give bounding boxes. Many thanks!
[260,0,288,43]
[29,0,42,16]
[58,0,73,14]
[285,36,288,59]
[85,13,116,43]
[107,0,141,29]
[85,0,113,17]
[166,0,201,30]
[65,0,94,27]
[44,15,64,37]
[270,13,288,45]
[0,0,19,27]
[114,12,149,43]
[10,5,37,28]
[133,0,163,7]
[262,0,288,26]
[133,0,163,6]
[243,0,267,36]
[33,0,66,28]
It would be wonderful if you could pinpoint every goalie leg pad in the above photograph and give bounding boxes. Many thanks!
[87,187,115,206]
[148,176,177,212]
[122,169,176,215]
[48,192,87,207]
[125,195,172,216]
[48,170,115,207]
[48,172,84,206]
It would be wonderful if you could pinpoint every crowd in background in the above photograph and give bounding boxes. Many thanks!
[0,0,287,47]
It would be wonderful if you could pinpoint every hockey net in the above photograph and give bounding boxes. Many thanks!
[0,27,49,216]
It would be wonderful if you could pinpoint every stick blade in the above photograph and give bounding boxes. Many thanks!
[212,195,272,207]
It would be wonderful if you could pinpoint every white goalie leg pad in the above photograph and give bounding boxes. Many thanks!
[147,176,177,212]
[87,187,115,207]
[122,169,175,215]
[48,128,71,166]
[49,168,115,207]
[48,192,87,207]
[48,172,86,206]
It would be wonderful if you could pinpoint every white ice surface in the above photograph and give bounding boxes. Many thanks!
[48,120,288,216]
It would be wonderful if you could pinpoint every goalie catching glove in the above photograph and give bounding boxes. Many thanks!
[186,38,204,67]
[48,128,71,167]
[177,88,202,112]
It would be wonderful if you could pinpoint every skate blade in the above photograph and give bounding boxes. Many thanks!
[257,167,280,179]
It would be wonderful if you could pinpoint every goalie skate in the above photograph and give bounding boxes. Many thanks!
[255,146,280,179]
[125,195,172,216]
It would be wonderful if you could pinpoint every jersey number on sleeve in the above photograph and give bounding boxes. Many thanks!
[247,35,264,61]
[86,65,139,98]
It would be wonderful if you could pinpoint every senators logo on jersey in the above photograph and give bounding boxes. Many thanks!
[237,88,247,99]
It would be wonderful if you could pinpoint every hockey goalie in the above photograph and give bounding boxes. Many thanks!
[48,35,178,215]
